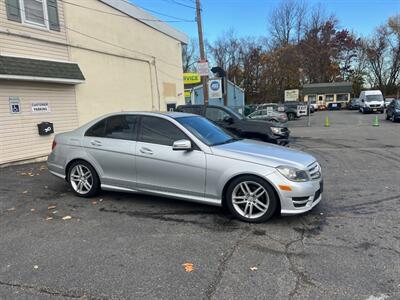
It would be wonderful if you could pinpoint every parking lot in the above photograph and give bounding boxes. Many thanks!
[0,110,399,300]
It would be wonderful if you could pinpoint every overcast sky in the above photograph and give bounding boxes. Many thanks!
[130,0,400,41]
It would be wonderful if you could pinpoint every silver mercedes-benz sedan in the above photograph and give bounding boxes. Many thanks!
[47,112,323,223]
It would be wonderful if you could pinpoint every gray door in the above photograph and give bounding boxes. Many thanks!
[83,115,137,189]
[136,116,206,198]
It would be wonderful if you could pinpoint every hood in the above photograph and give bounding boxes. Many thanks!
[211,139,316,169]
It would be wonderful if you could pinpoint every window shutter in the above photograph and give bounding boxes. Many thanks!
[5,0,21,22]
[47,0,60,31]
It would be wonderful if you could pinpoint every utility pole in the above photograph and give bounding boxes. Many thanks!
[195,0,209,105]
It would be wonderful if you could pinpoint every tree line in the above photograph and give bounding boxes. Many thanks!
[182,0,400,103]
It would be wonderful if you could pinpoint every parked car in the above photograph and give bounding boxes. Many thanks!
[256,103,284,112]
[47,112,323,223]
[359,90,384,114]
[309,100,318,112]
[247,109,288,123]
[243,104,258,116]
[348,98,360,110]
[176,105,289,145]
[327,102,342,110]
[385,99,400,122]
[282,102,308,120]
[385,98,394,108]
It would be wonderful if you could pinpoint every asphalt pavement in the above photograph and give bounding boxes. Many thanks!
[0,110,399,300]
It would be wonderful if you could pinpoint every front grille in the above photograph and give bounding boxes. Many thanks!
[369,104,381,108]
[307,161,321,180]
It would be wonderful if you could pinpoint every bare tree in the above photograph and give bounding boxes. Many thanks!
[361,15,400,95]
[182,38,198,72]
[268,0,298,47]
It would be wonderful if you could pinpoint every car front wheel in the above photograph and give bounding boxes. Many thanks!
[68,161,100,197]
[287,113,295,121]
[226,176,277,223]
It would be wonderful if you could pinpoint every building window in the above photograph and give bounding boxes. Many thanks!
[20,0,48,28]
[326,94,334,101]
[336,94,349,101]
[308,95,316,102]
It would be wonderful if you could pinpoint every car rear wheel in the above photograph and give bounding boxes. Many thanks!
[287,113,296,121]
[386,113,390,120]
[226,176,277,223]
[68,161,100,198]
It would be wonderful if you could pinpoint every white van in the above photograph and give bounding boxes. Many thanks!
[359,90,384,114]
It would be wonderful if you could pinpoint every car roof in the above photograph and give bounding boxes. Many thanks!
[100,111,195,119]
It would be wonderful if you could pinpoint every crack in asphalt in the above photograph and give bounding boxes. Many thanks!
[204,230,251,300]
[0,280,120,299]
[286,223,316,300]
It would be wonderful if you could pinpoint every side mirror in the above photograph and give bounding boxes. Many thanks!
[172,139,192,151]
[223,116,234,124]
[361,99,364,103]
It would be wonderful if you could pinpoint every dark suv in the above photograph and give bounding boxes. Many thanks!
[176,105,290,145]
[386,99,400,122]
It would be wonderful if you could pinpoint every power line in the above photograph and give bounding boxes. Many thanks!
[160,0,196,10]
[59,0,195,22]
[117,0,194,22]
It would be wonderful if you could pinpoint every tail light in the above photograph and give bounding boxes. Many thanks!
[52,140,57,150]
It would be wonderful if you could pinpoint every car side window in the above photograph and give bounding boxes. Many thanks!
[85,115,137,140]
[139,116,187,146]
[85,119,107,137]
[205,107,231,122]
[104,115,137,140]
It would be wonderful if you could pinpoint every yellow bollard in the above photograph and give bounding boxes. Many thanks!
[372,115,380,127]
[324,115,330,127]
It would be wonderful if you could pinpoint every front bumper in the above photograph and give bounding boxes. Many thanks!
[266,171,323,215]
[364,106,384,112]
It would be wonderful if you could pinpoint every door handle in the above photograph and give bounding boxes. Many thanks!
[90,140,102,147]
[139,147,153,155]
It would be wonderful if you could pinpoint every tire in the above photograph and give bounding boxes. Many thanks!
[287,113,295,121]
[225,175,277,223]
[386,113,390,120]
[67,161,100,198]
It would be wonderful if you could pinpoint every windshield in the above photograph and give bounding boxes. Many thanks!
[366,95,383,102]
[176,116,238,146]
[225,107,244,119]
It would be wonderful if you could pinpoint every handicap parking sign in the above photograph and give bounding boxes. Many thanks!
[9,97,21,114]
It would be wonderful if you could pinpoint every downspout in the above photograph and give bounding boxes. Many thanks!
[153,59,162,111]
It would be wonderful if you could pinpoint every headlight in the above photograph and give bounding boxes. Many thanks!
[271,127,284,135]
[276,165,309,182]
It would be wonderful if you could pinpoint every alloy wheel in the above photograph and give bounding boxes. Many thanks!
[70,164,93,195]
[231,181,269,219]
